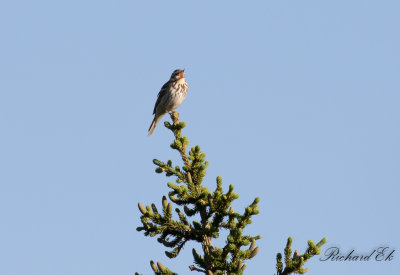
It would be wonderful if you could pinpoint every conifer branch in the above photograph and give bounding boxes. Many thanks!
[136,111,325,274]
[137,112,261,274]
[275,237,327,275]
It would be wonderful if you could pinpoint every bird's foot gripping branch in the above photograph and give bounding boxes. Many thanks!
[136,111,326,275]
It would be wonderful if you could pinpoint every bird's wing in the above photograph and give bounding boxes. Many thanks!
[153,80,170,115]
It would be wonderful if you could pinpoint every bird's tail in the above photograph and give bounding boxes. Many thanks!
[147,114,165,136]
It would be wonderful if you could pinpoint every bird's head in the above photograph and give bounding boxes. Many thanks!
[170,69,185,80]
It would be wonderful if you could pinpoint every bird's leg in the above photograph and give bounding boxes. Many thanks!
[168,110,179,117]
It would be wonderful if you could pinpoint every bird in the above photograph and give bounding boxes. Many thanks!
[148,69,188,136]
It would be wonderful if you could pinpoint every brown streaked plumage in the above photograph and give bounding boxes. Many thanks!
[148,69,188,136]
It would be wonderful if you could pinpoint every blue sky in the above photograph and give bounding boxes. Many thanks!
[0,1,399,274]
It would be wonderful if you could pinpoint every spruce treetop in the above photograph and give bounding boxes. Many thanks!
[136,111,326,275]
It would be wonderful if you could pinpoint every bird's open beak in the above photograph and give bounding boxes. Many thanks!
[179,71,185,78]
